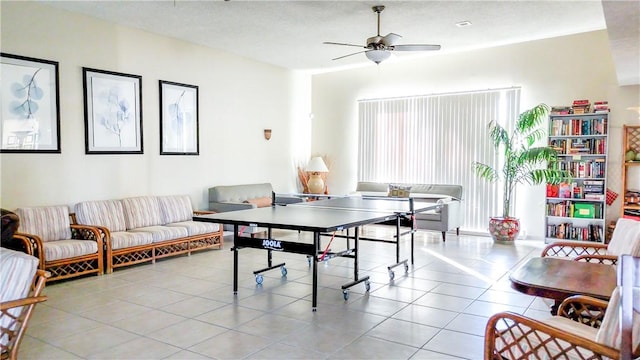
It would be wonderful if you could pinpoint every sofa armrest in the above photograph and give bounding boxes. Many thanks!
[442,200,463,229]
[414,199,463,237]
[2,234,35,257]
[209,202,255,213]
[70,224,104,250]
[12,233,44,270]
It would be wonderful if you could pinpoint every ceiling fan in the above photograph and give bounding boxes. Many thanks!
[324,5,441,64]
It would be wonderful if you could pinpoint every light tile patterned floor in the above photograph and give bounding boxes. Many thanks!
[20,226,553,359]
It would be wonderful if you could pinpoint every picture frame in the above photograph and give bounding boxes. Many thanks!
[0,53,61,153]
[83,67,142,154]
[159,80,199,155]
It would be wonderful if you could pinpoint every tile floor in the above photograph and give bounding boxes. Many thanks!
[20,226,554,359]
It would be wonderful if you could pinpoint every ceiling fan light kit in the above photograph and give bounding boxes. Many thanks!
[365,49,391,64]
[324,4,441,65]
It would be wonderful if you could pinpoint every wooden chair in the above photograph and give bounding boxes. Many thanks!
[0,248,49,360]
[618,254,639,359]
[541,218,640,265]
[13,206,104,281]
[484,255,640,359]
[0,270,48,360]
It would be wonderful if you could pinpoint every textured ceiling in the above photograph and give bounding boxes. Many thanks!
[40,1,638,83]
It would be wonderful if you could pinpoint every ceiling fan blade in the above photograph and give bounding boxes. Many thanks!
[381,33,402,46]
[332,50,367,61]
[391,44,441,51]
[323,41,365,48]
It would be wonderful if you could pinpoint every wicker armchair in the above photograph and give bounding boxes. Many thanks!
[1,249,49,360]
[541,218,640,265]
[13,206,103,281]
[0,270,48,360]
[485,255,640,359]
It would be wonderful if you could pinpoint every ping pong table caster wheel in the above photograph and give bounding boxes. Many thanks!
[281,266,288,276]
[342,289,350,301]
[364,280,371,292]
[255,274,264,284]
[388,270,395,280]
[404,264,409,273]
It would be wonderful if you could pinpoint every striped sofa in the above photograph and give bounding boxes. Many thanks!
[73,195,223,273]
[12,206,104,281]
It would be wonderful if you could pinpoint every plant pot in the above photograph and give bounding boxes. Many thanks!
[489,217,520,244]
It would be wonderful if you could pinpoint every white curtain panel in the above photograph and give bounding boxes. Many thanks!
[358,88,521,233]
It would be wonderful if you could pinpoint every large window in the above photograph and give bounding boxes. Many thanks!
[358,88,521,233]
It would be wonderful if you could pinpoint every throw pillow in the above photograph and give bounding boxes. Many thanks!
[388,184,412,198]
[243,197,272,208]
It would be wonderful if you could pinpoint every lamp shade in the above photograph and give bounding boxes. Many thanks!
[306,157,329,173]
[365,50,391,64]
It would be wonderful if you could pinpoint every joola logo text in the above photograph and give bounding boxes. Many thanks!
[262,239,282,250]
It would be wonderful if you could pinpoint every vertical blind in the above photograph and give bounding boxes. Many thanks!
[358,88,521,233]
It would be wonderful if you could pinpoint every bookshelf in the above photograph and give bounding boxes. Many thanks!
[622,125,640,220]
[545,113,609,243]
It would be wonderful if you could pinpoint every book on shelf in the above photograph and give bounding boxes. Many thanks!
[593,101,609,113]
[572,99,590,106]
[584,194,605,201]
[558,183,572,198]
[551,106,571,115]
[584,180,605,185]
[546,222,602,242]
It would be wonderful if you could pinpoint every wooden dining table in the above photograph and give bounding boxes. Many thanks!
[509,256,617,314]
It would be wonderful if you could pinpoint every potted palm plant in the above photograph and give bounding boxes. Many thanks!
[473,103,571,243]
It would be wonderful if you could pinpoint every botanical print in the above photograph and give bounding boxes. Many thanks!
[90,76,139,148]
[83,68,142,154]
[1,54,59,152]
[160,81,198,155]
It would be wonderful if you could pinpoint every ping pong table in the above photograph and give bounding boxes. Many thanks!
[194,195,439,311]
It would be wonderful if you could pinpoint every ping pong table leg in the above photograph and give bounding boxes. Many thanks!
[353,226,359,280]
[387,215,409,280]
[411,215,416,265]
[340,226,371,300]
[233,225,239,295]
[312,232,319,312]
[395,217,401,264]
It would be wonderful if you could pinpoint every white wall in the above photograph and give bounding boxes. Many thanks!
[311,30,640,239]
[0,2,311,210]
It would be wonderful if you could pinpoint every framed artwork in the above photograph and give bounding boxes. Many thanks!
[83,67,142,154]
[159,80,199,155]
[0,53,61,153]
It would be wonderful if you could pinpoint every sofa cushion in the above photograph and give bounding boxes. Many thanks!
[606,218,640,256]
[595,287,640,352]
[416,210,442,222]
[356,182,389,193]
[166,221,220,236]
[16,206,72,242]
[43,239,98,261]
[74,200,127,232]
[158,195,194,224]
[121,196,164,230]
[243,197,272,208]
[109,231,154,250]
[129,226,188,243]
